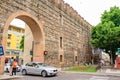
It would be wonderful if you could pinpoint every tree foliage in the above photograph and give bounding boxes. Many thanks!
[20,36,24,51]
[91,6,120,64]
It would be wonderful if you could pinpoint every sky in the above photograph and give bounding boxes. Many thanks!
[10,0,120,27]
[63,0,120,26]
[10,18,25,28]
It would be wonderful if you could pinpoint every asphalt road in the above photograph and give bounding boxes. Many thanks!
[5,72,120,80]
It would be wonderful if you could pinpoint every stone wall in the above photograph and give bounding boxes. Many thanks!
[0,0,92,69]
[24,24,33,64]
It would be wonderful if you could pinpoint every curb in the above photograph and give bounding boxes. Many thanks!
[60,71,120,77]
[0,75,23,80]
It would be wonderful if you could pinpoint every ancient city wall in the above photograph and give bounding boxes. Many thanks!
[0,0,92,69]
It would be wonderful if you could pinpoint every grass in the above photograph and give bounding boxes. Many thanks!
[65,65,97,72]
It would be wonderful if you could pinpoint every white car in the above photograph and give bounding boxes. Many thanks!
[21,62,58,77]
[4,63,21,72]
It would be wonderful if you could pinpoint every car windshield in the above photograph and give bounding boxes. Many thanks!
[37,63,47,66]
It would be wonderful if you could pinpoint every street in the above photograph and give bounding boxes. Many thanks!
[5,72,120,80]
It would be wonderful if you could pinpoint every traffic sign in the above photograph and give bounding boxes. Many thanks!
[0,46,4,56]
[118,48,120,55]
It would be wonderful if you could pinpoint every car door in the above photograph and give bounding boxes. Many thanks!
[34,63,44,74]
[26,62,35,74]
[32,63,40,75]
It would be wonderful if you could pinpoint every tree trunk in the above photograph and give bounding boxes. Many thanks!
[109,50,116,65]
[110,52,113,65]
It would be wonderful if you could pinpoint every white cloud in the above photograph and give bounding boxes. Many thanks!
[63,0,120,26]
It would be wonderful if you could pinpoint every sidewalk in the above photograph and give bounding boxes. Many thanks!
[0,74,23,80]
[62,67,120,77]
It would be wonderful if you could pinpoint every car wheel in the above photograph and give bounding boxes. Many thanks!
[18,69,20,72]
[41,70,47,77]
[22,69,27,75]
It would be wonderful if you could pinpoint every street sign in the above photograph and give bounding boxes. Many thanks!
[0,46,4,56]
[118,48,120,55]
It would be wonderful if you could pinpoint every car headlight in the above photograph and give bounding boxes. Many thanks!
[48,70,57,73]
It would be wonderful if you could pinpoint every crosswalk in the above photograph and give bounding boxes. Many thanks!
[89,76,109,80]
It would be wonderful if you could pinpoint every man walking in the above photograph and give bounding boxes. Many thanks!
[9,57,14,76]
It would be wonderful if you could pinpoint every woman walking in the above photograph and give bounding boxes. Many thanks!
[12,59,18,76]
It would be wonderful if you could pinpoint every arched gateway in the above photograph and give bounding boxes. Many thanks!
[0,11,45,74]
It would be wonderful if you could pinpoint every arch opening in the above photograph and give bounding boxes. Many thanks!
[3,11,45,65]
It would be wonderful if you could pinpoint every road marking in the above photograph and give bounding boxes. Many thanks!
[89,76,109,80]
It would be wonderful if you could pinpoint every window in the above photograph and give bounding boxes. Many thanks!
[8,34,11,39]
[26,63,33,67]
[75,56,78,62]
[8,27,11,30]
[60,55,63,62]
[7,42,11,48]
[60,37,62,49]
[6,51,10,55]
[17,29,20,33]
[32,63,38,67]
[16,35,20,41]
[16,44,19,48]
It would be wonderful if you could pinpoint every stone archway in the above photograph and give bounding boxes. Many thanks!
[0,11,45,74]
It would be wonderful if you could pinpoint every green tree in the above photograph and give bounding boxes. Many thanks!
[20,36,24,51]
[91,6,120,64]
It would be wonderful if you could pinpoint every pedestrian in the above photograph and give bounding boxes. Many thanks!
[21,59,24,65]
[5,58,9,64]
[98,59,105,72]
[9,57,14,76]
[100,59,105,67]
[12,59,18,76]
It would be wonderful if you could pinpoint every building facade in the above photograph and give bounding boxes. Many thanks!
[6,25,24,59]
[0,0,92,74]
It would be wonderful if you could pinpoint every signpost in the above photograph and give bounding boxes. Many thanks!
[0,46,4,56]
[118,48,120,55]
[0,46,4,74]
[115,48,120,68]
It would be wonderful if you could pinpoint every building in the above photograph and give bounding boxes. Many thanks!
[6,25,24,60]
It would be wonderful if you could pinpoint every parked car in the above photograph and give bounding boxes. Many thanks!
[4,63,21,72]
[21,62,58,77]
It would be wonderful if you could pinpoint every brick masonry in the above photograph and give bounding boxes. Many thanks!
[0,0,92,74]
